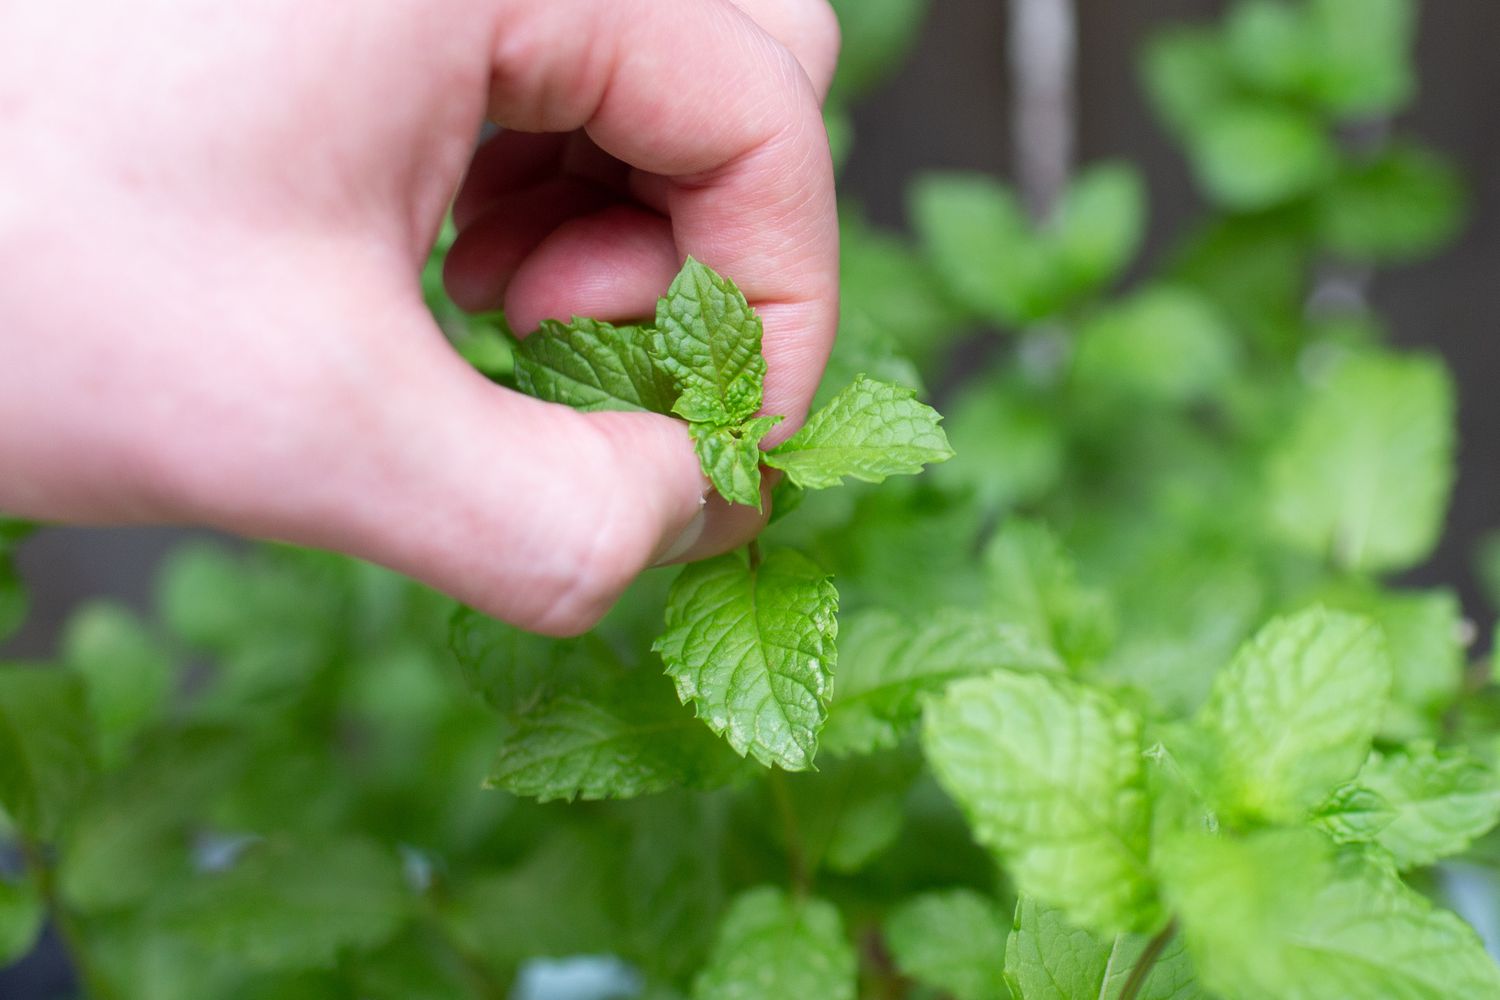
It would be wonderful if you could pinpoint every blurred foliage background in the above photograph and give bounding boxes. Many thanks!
[4,1,1500,998]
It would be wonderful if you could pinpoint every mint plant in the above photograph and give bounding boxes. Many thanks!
[4,0,1500,998]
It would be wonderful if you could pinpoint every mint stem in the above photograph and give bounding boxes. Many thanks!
[1118,919,1177,1000]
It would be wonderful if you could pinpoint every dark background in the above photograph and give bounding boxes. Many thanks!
[2,2,1498,990]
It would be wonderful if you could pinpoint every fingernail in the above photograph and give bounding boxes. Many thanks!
[652,495,710,567]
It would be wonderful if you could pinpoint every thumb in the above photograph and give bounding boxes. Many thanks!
[194,296,729,637]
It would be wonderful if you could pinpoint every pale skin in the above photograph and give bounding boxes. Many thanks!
[0,0,841,635]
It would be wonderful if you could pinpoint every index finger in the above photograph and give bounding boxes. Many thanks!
[483,0,840,428]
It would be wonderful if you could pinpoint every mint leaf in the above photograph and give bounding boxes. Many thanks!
[1071,286,1237,406]
[1268,352,1455,573]
[1354,744,1500,869]
[62,603,174,767]
[1189,103,1336,211]
[773,751,917,874]
[765,375,953,489]
[1005,896,1207,1000]
[1312,785,1397,846]
[448,606,604,714]
[1199,608,1390,823]
[0,666,98,839]
[485,675,747,802]
[985,519,1115,667]
[1141,28,1234,138]
[1307,0,1416,117]
[922,672,1158,934]
[1163,830,1500,1000]
[1052,163,1147,297]
[1317,145,1464,264]
[655,257,766,426]
[693,887,856,1000]
[910,172,1035,326]
[0,876,43,967]
[822,608,1062,756]
[885,889,1009,1000]
[691,415,781,510]
[656,550,838,771]
[514,317,678,414]
[157,836,409,972]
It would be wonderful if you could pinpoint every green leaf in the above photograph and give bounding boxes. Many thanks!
[655,549,838,771]
[62,603,174,767]
[823,608,1062,756]
[1141,28,1235,138]
[692,415,781,510]
[1311,785,1397,847]
[765,376,953,489]
[773,750,918,874]
[447,605,605,714]
[693,887,856,1000]
[1355,744,1500,869]
[910,172,1036,326]
[1199,608,1390,824]
[828,0,929,99]
[984,519,1115,667]
[0,875,43,967]
[922,672,1158,934]
[1307,0,1416,116]
[1189,103,1336,211]
[1163,829,1500,1000]
[929,376,1064,512]
[1314,586,1465,739]
[1072,286,1238,406]
[655,258,766,426]
[1052,163,1147,296]
[1005,896,1207,1000]
[885,889,1008,1000]
[513,317,678,414]
[156,836,409,972]
[0,665,98,839]
[1317,145,1465,264]
[484,674,747,802]
[618,795,727,982]
[1268,352,1455,573]
[1225,0,1316,95]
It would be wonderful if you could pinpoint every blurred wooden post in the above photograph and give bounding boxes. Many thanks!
[1009,0,1077,223]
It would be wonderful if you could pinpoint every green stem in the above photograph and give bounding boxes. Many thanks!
[768,770,809,896]
[1118,920,1177,1000]
[19,838,120,1000]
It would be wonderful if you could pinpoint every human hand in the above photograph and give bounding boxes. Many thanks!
[0,0,840,634]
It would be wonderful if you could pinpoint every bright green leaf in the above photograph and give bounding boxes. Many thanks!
[984,519,1115,667]
[693,887,856,1000]
[765,376,953,489]
[692,416,781,510]
[484,674,747,802]
[1268,352,1455,573]
[823,608,1062,756]
[923,672,1158,934]
[63,603,174,767]
[514,317,678,414]
[1164,829,1500,1000]
[1190,103,1336,211]
[910,172,1037,326]
[886,889,1008,1000]
[1072,286,1238,406]
[1005,896,1207,1000]
[1356,744,1500,870]
[1140,28,1235,137]
[656,550,838,771]
[1052,163,1147,296]
[655,258,766,426]
[1307,0,1416,116]
[1199,608,1390,824]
